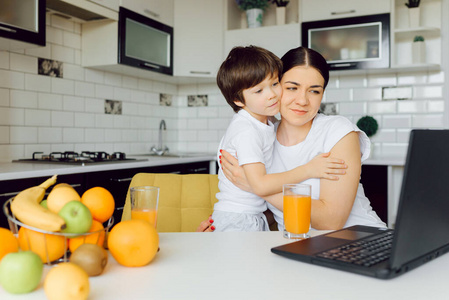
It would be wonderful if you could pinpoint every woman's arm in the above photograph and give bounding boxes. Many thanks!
[311,131,361,230]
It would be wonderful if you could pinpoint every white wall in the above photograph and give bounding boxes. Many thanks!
[0,12,446,162]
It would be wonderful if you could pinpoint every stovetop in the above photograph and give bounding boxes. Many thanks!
[12,151,147,165]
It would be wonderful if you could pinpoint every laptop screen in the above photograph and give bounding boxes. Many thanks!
[390,129,449,269]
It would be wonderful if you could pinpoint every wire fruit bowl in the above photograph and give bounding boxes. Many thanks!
[3,198,114,265]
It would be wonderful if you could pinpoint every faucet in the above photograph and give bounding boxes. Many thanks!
[151,119,169,155]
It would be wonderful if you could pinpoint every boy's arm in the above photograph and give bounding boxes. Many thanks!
[242,153,346,197]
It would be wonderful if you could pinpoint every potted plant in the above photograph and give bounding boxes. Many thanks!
[235,0,269,28]
[271,0,289,25]
[412,35,426,64]
[356,116,379,138]
[405,0,421,28]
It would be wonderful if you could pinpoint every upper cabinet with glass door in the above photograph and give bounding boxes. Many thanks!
[120,0,174,26]
[0,0,45,50]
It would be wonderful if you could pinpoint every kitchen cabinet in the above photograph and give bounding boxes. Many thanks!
[300,0,391,22]
[0,0,46,51]
[173,0,224,78]
[46,0,118,21]
[120,0,174,26]
[0,161,213,229]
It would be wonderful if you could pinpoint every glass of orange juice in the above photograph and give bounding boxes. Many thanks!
[130,186,159,228]
[283,184,311,239]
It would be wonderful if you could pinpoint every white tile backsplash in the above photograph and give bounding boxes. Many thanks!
[0,13,446,162]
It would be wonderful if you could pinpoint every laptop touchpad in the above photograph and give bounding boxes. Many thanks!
[325,230,373,240]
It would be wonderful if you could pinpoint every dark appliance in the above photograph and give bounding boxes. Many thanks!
[0,0,46,49]
[118,7,173,76]
[13,151,147,165]
[302,13,390,71]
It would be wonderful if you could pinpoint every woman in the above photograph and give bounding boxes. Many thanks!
[199,46,385,232]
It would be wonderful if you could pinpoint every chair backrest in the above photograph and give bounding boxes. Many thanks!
[122,173,219,232]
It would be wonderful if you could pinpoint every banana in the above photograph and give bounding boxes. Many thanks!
[11,175,67,232]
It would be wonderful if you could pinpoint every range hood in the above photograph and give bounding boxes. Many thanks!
[46,0,118,22]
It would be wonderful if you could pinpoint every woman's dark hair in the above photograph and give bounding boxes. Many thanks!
[280,47,329,89]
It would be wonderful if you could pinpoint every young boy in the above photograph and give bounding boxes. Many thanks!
[213,46,344,232]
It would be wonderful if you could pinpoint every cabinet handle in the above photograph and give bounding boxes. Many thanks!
[189,168,208,173]
[140,62,160,70]
[0,26,16,33]
[110,178,133,182]
[190,71,211,75]
[143,9,160,19]
[331,10,356,15]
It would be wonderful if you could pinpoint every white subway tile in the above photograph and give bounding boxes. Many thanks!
[381,143,408,157]
[137,78,153,91]
[10,90,38,108]
[63,64,84,81]
[339,75,366,88]
[177,84,198,95]
[85,69,104,84]
[114,87,131,101]
[75,81,95,97]
[63,31,81,49]
[50,15,75,32]
[397,129,412,143]
[51,77,74,95]
[129,116,145,129]
[0,70,24,89]
[368,101,397,114]
[367,74,397,87]
[208,118,231,130]
[198,106,218,118]
[0,51,9,69]
[152,81,166,93]
[75,112,95,128]
[25,74,51,92]
[85,128,104,142]
[131,90,146,103]
[208,94,224,107]
[74,23,81,34]
[197,130,220,142]
[397,72,427,85]
[46,27,63,45]
[113,115,131,129]
[10,53,37,73]
[52,44,74,63]
[414,85,443,99]
[178,130,197,142]
[186,142,209,153]
[0,126,9,143]
[38,127,62,143]
[397,100,426,113]
[370,129,396,143]
[105,129,121,142]
[104,72,122,86]
[428,71,444,84]
[123,102,139,116]
[338,102,367,115]
[0,107,24,125]
[324,88,351,102]
[121,129,138,142]
[24,144,50,158]
[95,84,114,99]
[412,114,444,128]
[326,77,339,89]
[25,45,51,59]
[218,107,234,118]
[353,87,382,101]
[10,126,37,143]
[63,95,85,112]
[51,111,74,127]
[0,88,9,106]
[85,98,104,113]
[95,114,114,128]
[382,115,411,128]
[38,93,63,110]
[188,119,208,130]
[74,49,81,65]
[63,128,84,143]
[197,83,219,94]
[427,100,444,112]
[146,92,159,105]
[25,109,51,126]
[123,76,138,89]
[0,145,24,161]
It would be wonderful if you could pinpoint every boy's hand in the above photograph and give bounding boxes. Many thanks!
[307,152,347,180]
[220,149,253,192]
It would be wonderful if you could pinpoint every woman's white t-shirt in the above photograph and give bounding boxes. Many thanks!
[268,113,386,229]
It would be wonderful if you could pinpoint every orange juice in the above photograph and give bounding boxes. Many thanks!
[283,195,311,234]
[131,208,158,227]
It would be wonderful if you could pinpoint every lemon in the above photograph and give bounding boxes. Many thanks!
[47,185,81,213]
[44,262,89,300]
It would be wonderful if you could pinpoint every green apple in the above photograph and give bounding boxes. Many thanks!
[40,199,48,209]
[0,251,43,294]
[58,201,93,234]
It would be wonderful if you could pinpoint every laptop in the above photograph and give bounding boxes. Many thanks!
[271,129,449,279]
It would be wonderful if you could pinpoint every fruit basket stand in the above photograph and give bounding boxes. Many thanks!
[3,198,114,266]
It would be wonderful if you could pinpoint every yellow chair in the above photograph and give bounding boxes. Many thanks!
[122,173,219,232]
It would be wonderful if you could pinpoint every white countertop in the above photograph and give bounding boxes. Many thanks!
[0,154,217,181]
[0,231,447,300]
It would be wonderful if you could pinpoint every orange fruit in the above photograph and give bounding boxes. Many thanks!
[18,227,67,263]
[69,220,105,253]
[108,219,159,267]
[0,227,19,261]
[81,187,115,223]
[44,262,90,300]
[47,185,81,213]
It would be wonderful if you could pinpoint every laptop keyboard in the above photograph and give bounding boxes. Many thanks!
[316,231,394,267]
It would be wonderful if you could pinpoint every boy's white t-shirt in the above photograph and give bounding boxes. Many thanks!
[214,109,276,214]
[268,113,386,229]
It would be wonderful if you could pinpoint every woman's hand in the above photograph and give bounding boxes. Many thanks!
[195,215,215,232]
[220,150,252,192]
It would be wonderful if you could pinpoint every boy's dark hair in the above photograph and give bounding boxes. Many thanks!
[216,46,282,113]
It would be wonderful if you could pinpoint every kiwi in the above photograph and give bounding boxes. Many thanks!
[70,244,108,277]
